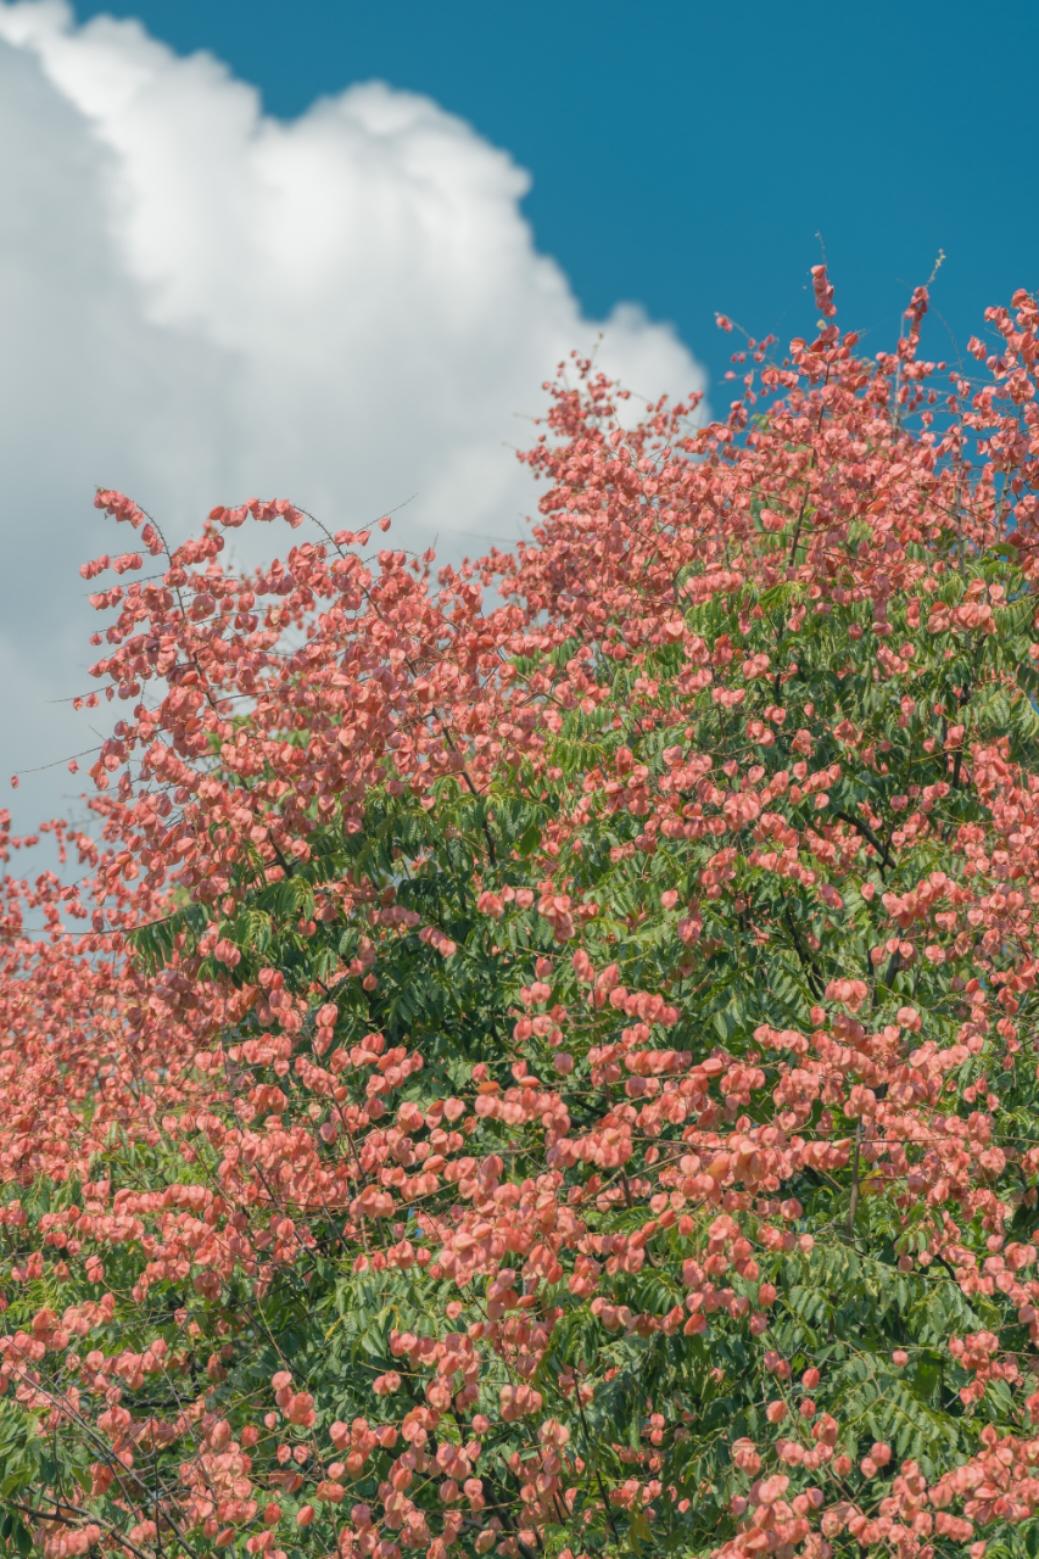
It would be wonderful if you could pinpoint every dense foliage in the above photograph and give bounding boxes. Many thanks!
[3,273,1039,1557]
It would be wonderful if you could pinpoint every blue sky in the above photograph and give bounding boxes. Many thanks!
[71,0,1039,387]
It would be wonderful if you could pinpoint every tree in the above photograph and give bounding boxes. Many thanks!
[2,272,1039,1557]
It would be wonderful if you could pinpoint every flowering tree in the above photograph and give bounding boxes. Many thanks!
[2,273,1039,1558]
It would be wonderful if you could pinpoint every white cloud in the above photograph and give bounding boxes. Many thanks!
[0,0,704,836]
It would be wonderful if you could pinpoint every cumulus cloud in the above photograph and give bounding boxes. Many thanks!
[0,0,704,835]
